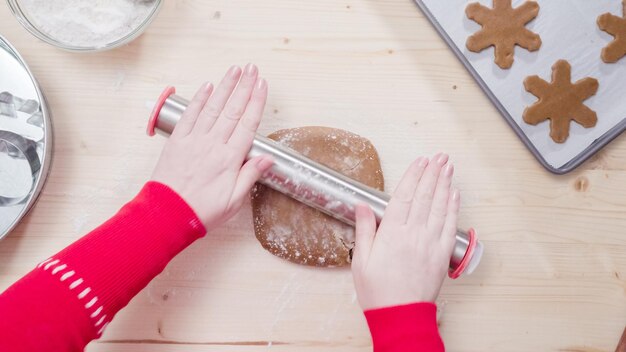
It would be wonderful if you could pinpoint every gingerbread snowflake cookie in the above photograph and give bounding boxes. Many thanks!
[466,0,541,69]
[598,0,626,63]
[523,60,599,144]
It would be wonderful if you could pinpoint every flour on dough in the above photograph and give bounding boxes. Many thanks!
[251,126,384,267]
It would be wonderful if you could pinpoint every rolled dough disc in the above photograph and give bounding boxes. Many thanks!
[251,126,384,267]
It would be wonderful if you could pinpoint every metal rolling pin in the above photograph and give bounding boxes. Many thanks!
[147,87,483,278]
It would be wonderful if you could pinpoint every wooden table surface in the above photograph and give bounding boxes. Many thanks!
[1,1,625,351]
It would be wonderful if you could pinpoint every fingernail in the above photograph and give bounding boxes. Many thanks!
[444,163,454,177]
[256,78,267,90]
[355,203,371,217]
[228,65,242,77]
[204,82,213,92]
[437,153,449,165]
[257,156,274,170]
[452,188,460,201]
[244,63,258,76]
[417,157,428,167]
[355,204,365,217]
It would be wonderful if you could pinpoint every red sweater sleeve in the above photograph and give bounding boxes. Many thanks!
[0,181,206,352]
[364,302,445,352]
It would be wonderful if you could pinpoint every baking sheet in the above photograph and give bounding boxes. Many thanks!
[417,0,626,172]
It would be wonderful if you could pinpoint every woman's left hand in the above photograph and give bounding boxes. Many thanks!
[151,64,273,230]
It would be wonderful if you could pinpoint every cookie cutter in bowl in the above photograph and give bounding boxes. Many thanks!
[0,35,53,239]
[0,129,41,206]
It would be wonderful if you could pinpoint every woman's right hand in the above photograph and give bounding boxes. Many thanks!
[351,154,460,310]
[151,64,273,231]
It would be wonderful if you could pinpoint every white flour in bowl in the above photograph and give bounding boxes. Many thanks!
[19,0,158,48]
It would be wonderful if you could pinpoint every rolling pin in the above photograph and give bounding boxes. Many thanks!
[147,86,483,278]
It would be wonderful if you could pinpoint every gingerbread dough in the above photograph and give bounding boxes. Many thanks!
[251,127,384,267]
[523,60,599,144]
[466,0,541,69]
[598,0,626,63]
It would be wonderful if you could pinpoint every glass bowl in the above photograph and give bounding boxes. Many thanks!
[5,0,163,52]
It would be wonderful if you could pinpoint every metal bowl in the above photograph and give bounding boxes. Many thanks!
[0,35,52,239]
[5,0,163,52]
